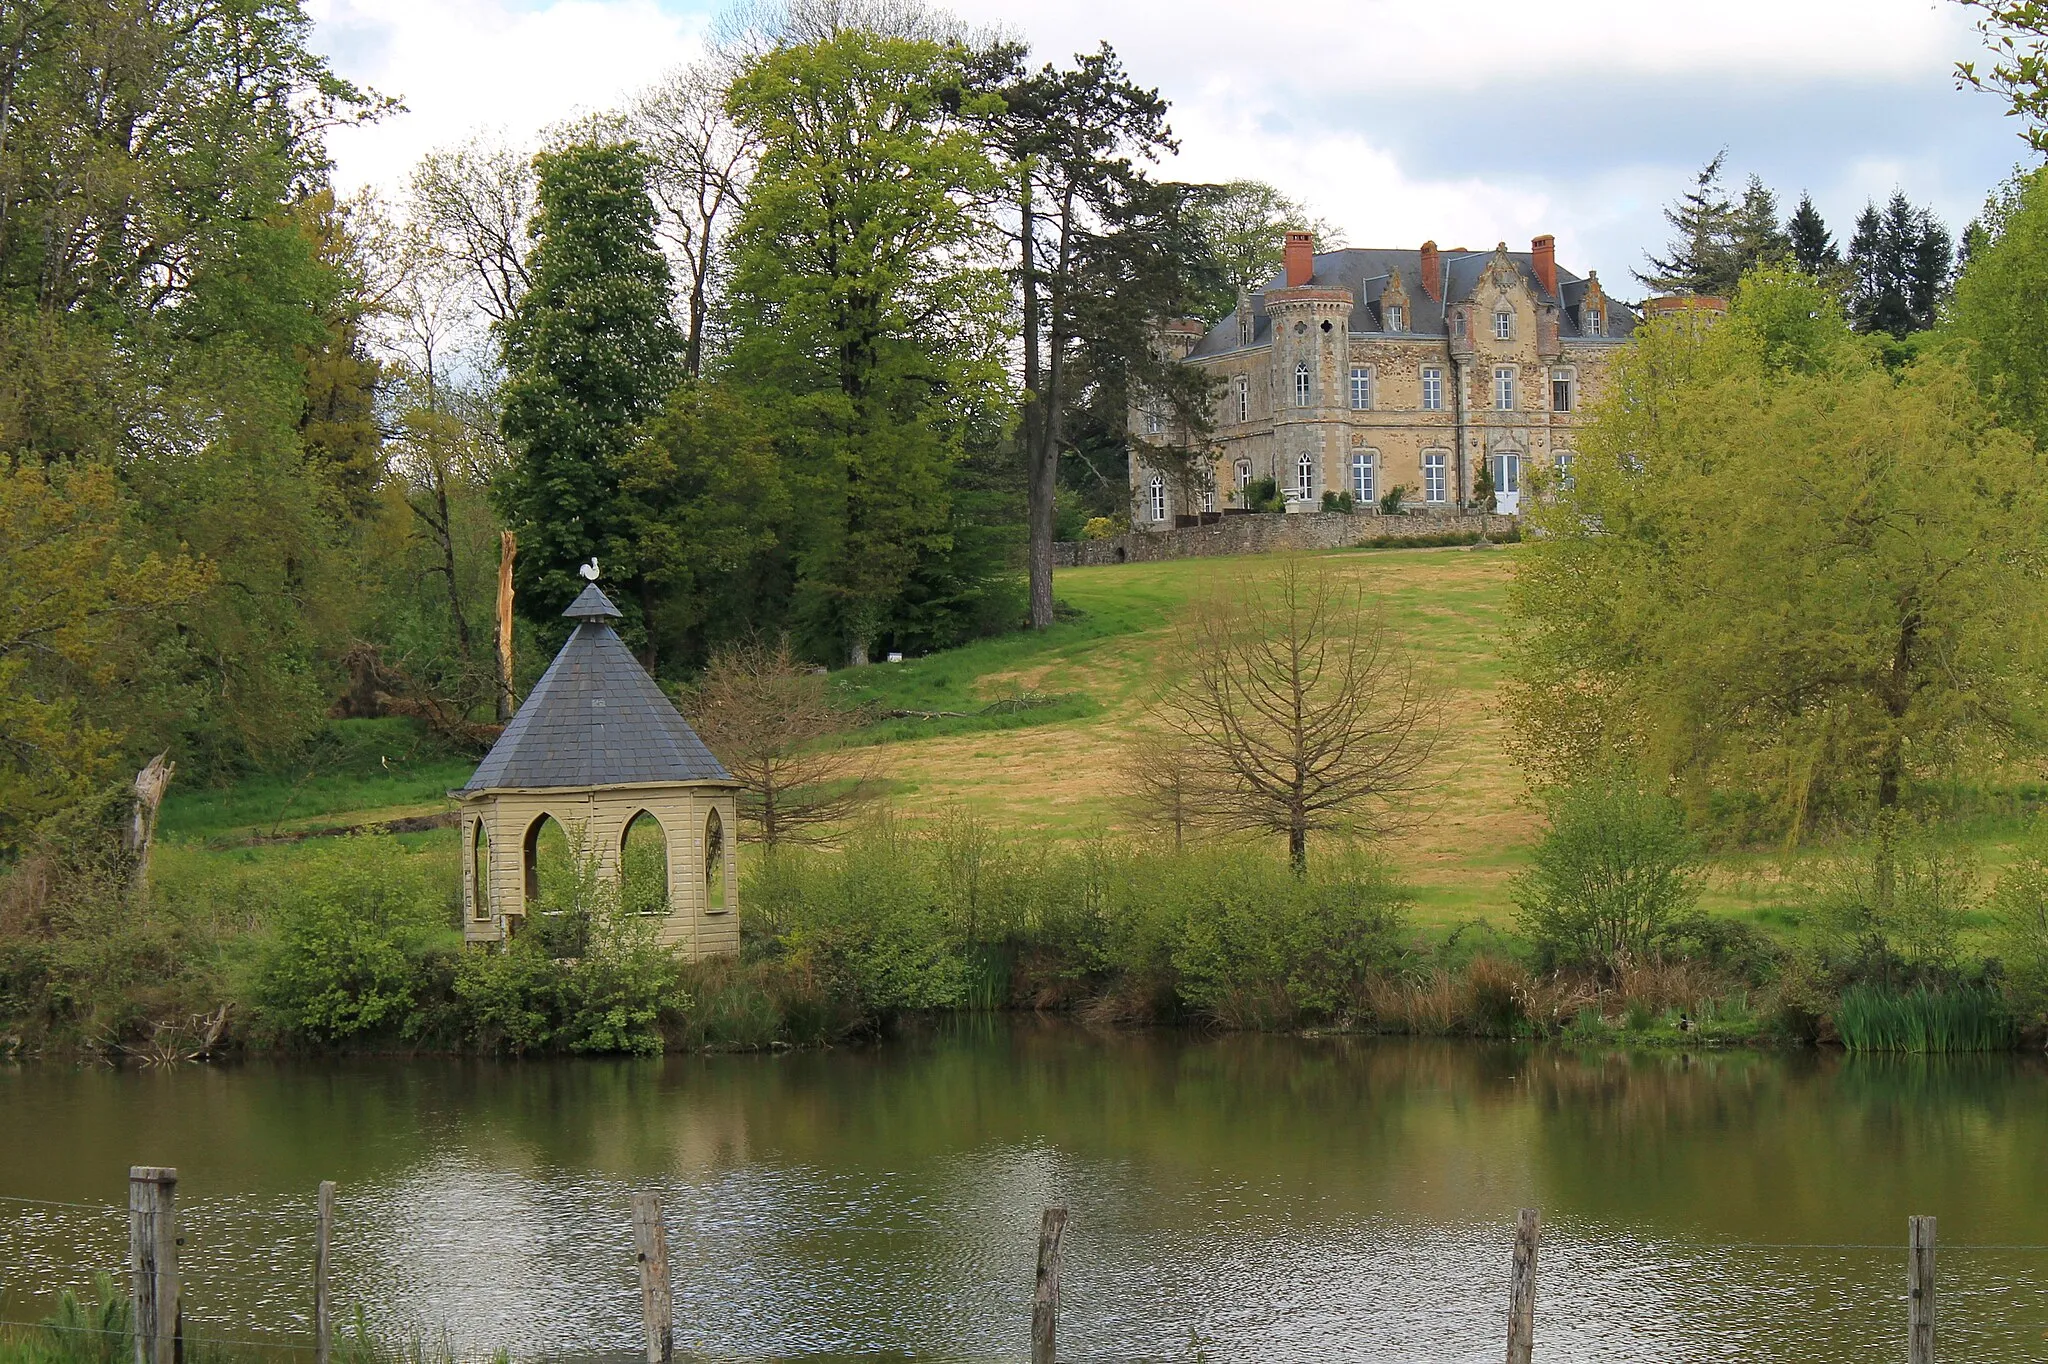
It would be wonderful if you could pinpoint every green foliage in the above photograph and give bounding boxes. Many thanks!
[1240,476,1283,512]
[1509,269,2048,835]
[1949,165,2048,448]
[1513,774,1704,975]
[1319,490,1355,514]
[1956,1,2048,153]
[1807,818,1979,981]
[1990,832,2048,1023]
[498,141,683,640]
[1377,485,1406,515]
[1832,985,2013,1052]
[250,840,459,1044]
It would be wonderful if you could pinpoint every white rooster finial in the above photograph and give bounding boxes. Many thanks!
[579,558,600,582]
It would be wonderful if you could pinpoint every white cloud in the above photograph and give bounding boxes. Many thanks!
[312,0,710,196]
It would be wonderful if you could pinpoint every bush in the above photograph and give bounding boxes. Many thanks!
[1081,516,1122,540]
[1241,477,1284,513]
[1991,835,2048,1024]
[248,840,458,1045]
[1513,774,1703,975]
[1320,490,1355,514]
[1807,816,1978,982]
[1378,485,1406,515]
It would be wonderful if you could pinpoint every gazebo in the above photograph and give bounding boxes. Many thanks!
[455,582,740,957]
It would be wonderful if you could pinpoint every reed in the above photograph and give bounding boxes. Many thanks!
[1833,985,2014,1053]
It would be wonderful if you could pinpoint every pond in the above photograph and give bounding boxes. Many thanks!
[4,1023,2048,1362]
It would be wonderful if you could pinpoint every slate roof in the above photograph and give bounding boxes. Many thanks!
[1185,247,1637,359]
[462,585,734,792]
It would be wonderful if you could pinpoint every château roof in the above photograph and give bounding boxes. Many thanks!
[1185,246,1638,360]
[461,584,733,792]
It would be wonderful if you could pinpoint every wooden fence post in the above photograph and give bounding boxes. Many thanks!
[128,1166,179,1364]
[315,1181,335,1364]
[1032,1206,1067,1364]
[1909,1214,1936,1364]
[1505,1207,1539,1364]
[630,1192,673,1364]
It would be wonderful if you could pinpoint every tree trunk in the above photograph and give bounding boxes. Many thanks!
[1021,169,1056,631]
[849,638,869,668]
[1288,821,1307,875]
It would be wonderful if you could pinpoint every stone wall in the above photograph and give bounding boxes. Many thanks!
[1053,510,1519,568]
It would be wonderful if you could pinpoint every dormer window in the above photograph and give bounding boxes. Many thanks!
[1585,306,1604,336]
[1294,362,1311,407]
[1238,313,1253,347]
[1494,309,1512,340]
[1386,304,1404,332]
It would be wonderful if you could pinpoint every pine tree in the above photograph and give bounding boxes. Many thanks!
[1729,175,1790,281]
[1636,152,1738,295]
[1847,192,1953,339]
[497,142,684,653]
[1908,208,1954,331]
[1787,193,1838,275]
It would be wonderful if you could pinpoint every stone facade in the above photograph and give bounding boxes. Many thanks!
[1131,233,1637,526]
[1054,510,1517,568]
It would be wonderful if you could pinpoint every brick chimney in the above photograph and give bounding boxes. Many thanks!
[1283,230,1314,288]
[1419,240,1441,300]
[1531,234,1557,297]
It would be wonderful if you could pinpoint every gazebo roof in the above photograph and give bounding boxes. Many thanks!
[461,584,733,792]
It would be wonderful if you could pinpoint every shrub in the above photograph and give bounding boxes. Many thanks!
[250,839,458,1045]
[1513,774,1703,975]
[1808,817,1978,982]
[1242,476,1284,513]
[1081,516,1122,540]
[1991,836,2048,1024]
[1320,490,1355,514]
[1378,485,1407,515]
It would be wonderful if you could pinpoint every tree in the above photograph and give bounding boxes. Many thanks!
[1637,152,1739,295]
[496,141,684,655]
[407,137,536,329]
[1787,192,1839,275]
[1729,174,1791,278]
[1507,269,2048,837]
[1950,166,2048,446]
[1848,193,1952,338]
[722,20,1011,666]
[1154,556,1443,871]
[1188,179,1333,314]
[1956,0,2048,153]
[629,59,760,377]
[684,636,875,844]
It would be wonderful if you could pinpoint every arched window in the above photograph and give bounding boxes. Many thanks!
[1293,361,1311,407]
[704,809,728,912]
[522,813,570,910]
[1351,451,1376,505]
[469,819,491,921]
[1297,453,1316,501]
[620,810,669,916]
[1148,471,1166,522]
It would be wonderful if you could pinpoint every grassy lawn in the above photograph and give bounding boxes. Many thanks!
[154,544,2044,940]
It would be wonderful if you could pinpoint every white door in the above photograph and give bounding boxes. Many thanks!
[1490,452,1522,514]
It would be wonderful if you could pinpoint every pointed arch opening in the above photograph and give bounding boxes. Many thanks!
[469,818,491,921]
[704,808,728,913]
[621,809,670,917]
[523,813,571,910]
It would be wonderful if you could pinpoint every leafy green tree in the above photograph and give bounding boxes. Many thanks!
[1187,179,1332,311]
[722,22,1011,665]
[1956,0,2048,152]
[1950,166,2048,445]
[1508,269,2048,837]
[496,142,684,655]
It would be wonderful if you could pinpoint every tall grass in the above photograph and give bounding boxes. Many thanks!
[1833,985,2014,1053]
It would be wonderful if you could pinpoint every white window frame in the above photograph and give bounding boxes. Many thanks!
[1202,486,1215,514]
[1491,451,1522,496]
[1554,450,1575,492]
[1235,374,1249,423]
[1143,407,1164,435]
[1494,309,1512,340]
[1148,472,1166,522]
[1386,303,1404,332]
[1585,305,1603,336]
[1349,366,1372,411]
[1351,450,1376,505]
[1293,361,1311,407]
[1423,451,1447,504]
[1494,366,1516,411]
[1551,367,1576,414]
[1297,452,1316,501]
[1235,459,1252,491]
[1238,313,1252,347]
[1421,366,1443,412]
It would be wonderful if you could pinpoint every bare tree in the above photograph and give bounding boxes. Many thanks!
[407,135,536,328]
[1116,724,1208,848]
[1155,555,1443,870]
[629,61,759,377]
[685,636,877,845]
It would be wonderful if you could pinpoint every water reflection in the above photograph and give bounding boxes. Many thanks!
[3,1026,2048,1361]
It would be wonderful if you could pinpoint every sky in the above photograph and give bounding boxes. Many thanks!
[307,0,2037,295]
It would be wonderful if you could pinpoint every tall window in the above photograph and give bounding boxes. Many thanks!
[1297,453,1316,500]
[1490,451,1521,497]
[1202,486,1214,514]
[469,820,490,922]
[704,809,727,912]
[1236,459,1252,491]
[1238,313,1252,347]
[1148,471,1166,522]
[1584,305,1603,336]
[1235,374,1249,422]
[1551,368,1575,413]
[1293,361,1311,407]
[1423,451,1447,504]
[1421,366,1443,411]
[1554,450,1575,492]
[1143,407,1164,435]
[1493,309,1512,340]
[1351,451,1376,505]
[1349,366,1372,410]
[1494,366,1516,411]
[1386,303,1404,332]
